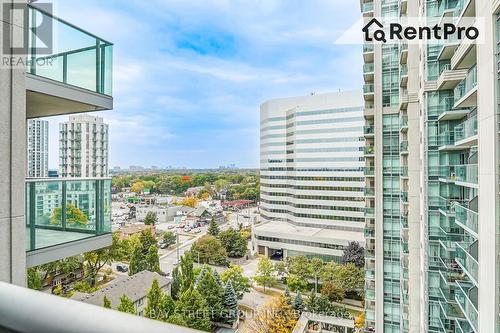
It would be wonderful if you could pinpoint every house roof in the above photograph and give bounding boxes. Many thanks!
[71,271,171,308]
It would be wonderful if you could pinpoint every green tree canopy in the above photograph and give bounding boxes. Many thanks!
[117,295,136,315]
[175,287,212,331]
[253,256,277,292]
[144,211,158,226]
[191,235,228,266]
[220,264,251,299]
[218,228,247,258]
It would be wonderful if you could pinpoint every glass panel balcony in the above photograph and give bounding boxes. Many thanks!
[365,207,375,218]
[454,164,478,185]
[363,43,374,53]
[400,115,408,128]
[364,166,375,176]
[454,115,477,142]
[401,191,409,203]
[363,84,374,94]
[362,2,374,12]
[365,249,375,259]
[28,5,113,95]
[365,146,375,155]
[400,140,408,153]
[26,178,112,251]
[455,282,478,332]
[455,243,478,284]
[454,203,478,235]
[454,65,477,103]
[365,187,375,196]
[363,63,374,74]
[364,125,375,136]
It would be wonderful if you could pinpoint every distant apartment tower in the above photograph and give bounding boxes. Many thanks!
[59,115,109,177]
[361,1,500,333]
[27,119,49,178]
[254,91,366,262]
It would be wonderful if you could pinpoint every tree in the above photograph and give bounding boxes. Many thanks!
[171,266,181,300]
[176,197,197,208]
[293,291,305,312]
[274,260,287,278]
[191,235,228,265]
[253,256,277,292]
[130,181,145,194]
[309,257,324,293]
[287,255,311,277]
[220,265,251,299]
[144,211,158,226]
[175,287,212,331]
[117,295,136,314]
[222,280,238,325]
[129,231,160,275]
[51,204,88,227]
[286,274,308,292]
[27,268,43,290]
[73,280,97,293]
[84,234,121,287]
[103,296,112,309]
[213,269,224,287]
[196,269,224,322]
[320,281,345,302]
[284,287,292,305]
[180,252,195,292]
[355,312,365,330]
[332,263,364,295]
[247,295,298,333]
[218,228,247,258]
[145,279,167,321]
[342,241,365,268]
[162,231,176,248]
[207,218,220,237]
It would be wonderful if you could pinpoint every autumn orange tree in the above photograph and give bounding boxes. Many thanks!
[247,295,299,333]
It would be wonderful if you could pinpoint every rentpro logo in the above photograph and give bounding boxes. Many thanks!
[363,18,479,43]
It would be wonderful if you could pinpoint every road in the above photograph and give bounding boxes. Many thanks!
[159,207,259,274]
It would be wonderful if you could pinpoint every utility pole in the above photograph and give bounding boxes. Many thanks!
[176,232,180,263]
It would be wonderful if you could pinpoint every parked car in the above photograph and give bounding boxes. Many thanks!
[159,243,168,249]
[116,264,128,273]
[192,228,201,234]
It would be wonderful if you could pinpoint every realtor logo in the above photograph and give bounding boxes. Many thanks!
[2,2,53,55]
[362,17,479,43]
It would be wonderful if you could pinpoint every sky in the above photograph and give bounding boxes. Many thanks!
[46,0,363,169]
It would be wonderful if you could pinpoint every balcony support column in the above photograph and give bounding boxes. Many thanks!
[0,0,27,286]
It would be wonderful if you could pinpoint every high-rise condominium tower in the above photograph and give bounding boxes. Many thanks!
[27,119,49,178]
[361,0,499,332]
[254,91,366,262]
[59,115,109,178]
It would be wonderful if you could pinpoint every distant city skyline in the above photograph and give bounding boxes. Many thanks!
[46,0,363,169]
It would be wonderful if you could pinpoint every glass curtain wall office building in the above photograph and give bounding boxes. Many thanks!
[255,91,366,263]
[361,0,500,332]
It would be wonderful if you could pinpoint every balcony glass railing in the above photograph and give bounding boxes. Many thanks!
[400,115,408,128]
[365,146,375,155]
[28,5,113,95]
[400,64,408,76]
[364,166,375,176]
[437,131,455,146]
[400,140,408,152]
[455,242,478,283]
[455,282,478,332]
[26,178,112,251]
[454,115,477,142]
[365,207,375,217]
[362,2,374,12]
[364,125,375,135]
[454,203,478,235]
[364,84,375,94]
[363,43,374,53]
[454,65,477,103]
[365,187,375,196]
[363,63,374,73]
[454,164,478,185]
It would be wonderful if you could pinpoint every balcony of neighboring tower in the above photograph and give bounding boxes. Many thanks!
[26,4,113,119]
